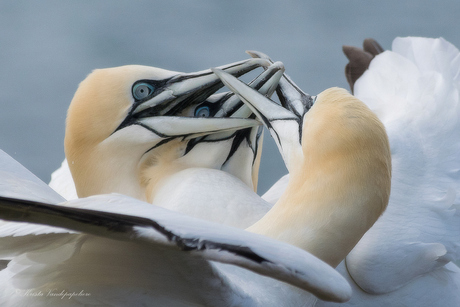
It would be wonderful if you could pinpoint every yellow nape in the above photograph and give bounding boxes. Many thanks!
[63,64,262,203]
[64,65,176,200]
[248,87,391,267]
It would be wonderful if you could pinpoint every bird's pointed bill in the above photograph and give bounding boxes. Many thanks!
[214,61,286,119]
[133,58,271,115]
[131,61,287,146]
[213,67,304,172]
[137,116,261,139]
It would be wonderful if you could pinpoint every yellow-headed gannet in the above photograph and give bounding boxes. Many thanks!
[64,59,269,200]
[213,66,391,268]
[315,37,460,306]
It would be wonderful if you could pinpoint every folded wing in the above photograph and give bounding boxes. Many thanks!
[0,150,351,305]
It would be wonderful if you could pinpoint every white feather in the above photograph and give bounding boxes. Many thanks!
[318,36,460,306]
[0,150,351,306]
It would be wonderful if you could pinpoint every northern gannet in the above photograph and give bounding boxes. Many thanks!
[213,68,392,268]
[63,53,392,268]
[279,37,460,306]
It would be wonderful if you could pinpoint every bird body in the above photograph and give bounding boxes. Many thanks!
[152,167,271,228]
[0,150,349,306]
[248,87,390,267]
[49,159,78,200]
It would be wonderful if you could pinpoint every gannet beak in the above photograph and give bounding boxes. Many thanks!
[115,59,284,139]
[213,61,286,119]
[193,61,285,144]
[136,116,260,140]
[213,65,307,171]
[246,50,315,116]
[115,58,271,138]
[130,58,270,117]
[187,61,286,191]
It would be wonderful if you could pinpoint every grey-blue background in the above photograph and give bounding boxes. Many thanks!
[1,1,458,194]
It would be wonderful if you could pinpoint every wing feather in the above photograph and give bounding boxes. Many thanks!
[347,37,460,294]
[0,150,351,304]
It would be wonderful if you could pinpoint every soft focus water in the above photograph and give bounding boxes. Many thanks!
[1,1,459,194]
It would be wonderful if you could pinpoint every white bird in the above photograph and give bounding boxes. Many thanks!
[0,54,392,305]
[308,36,460,306]
[212,69,391,269]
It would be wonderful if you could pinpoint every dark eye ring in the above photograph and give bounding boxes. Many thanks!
[194,105,210,118]
[133,83,155,100]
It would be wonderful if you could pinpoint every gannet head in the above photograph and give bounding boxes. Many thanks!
[214,60,391,267]
[65,59,283,200]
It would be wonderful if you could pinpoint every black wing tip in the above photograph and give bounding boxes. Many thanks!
[0,195,271,266]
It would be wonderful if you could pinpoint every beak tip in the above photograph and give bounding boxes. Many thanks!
[272,61,285,72]
[254,58,271,67]
[245,50,257,57]
[246,50,271,62]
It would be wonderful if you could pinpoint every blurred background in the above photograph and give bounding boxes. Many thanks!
[1,1,459,194]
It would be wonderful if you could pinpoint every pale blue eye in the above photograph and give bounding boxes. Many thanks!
[133,83,154,100]
[195,106,210,118]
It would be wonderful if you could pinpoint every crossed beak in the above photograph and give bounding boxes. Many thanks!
[118,58,285,140]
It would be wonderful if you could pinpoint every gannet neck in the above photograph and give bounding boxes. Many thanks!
[66,125,159,200]
[64,66,169,199]
[248,88,392,267]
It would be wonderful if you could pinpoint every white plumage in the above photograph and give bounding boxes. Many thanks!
[0,149,350,306]
[4,36,453,306]
[48,158,78,201]
[316,37,460,306]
